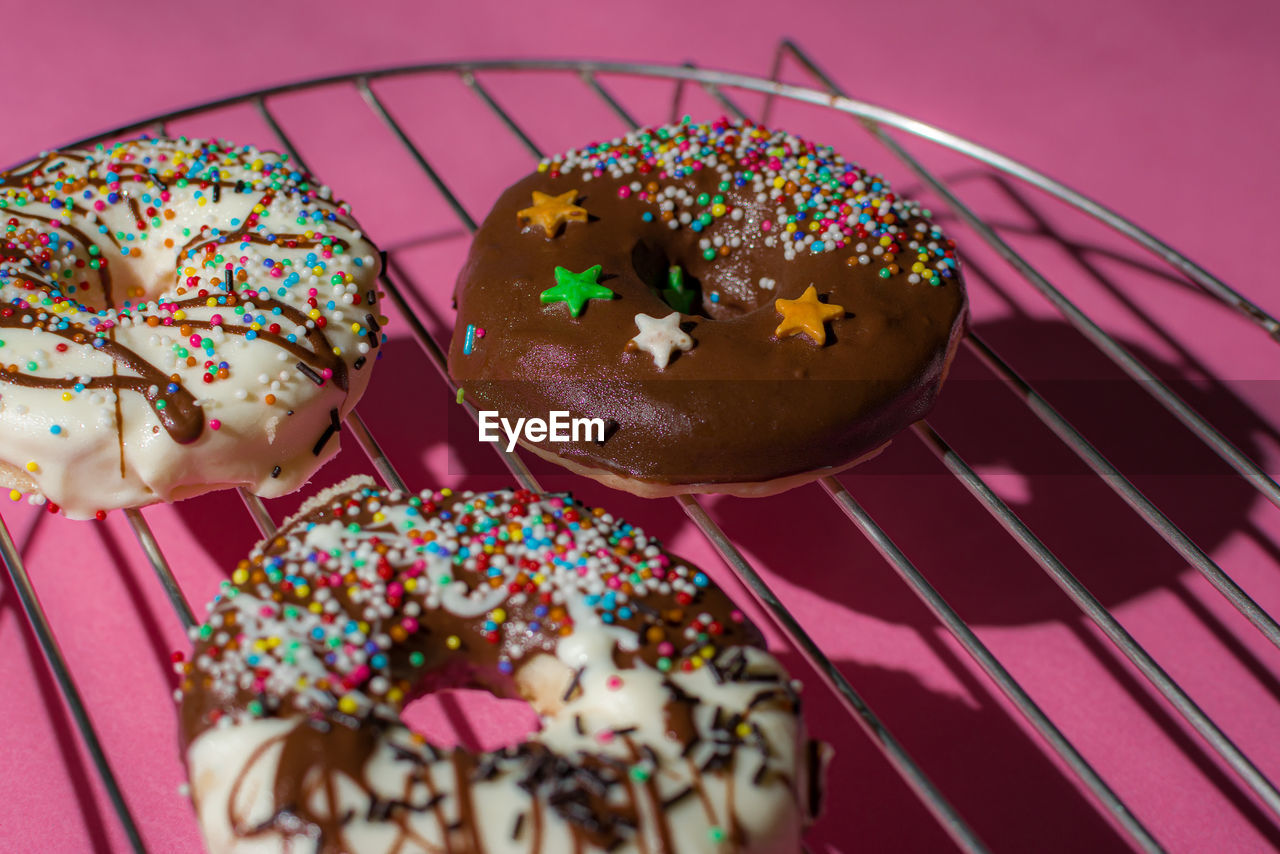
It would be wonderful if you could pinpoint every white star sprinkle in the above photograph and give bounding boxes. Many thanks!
[628,312,694,371]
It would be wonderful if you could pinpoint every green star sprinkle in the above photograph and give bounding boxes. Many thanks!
[662,264,698,315]
[540,264,614,317]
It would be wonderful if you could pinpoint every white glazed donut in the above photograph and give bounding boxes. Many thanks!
[0,137,384,519]
[177,476,826,852]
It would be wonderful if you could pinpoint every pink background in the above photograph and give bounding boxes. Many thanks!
[2,0,1279,851]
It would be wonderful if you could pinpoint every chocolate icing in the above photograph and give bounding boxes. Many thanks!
[449,119,967,489]
[178,480,822,852]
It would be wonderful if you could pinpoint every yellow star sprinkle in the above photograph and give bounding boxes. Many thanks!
[773,285,844,346]
[517,190,587,238]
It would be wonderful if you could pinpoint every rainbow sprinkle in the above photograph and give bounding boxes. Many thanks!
[538,116,958,284]
[177,485,751,723]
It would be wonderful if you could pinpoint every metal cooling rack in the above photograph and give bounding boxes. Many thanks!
[1,41,1278,854]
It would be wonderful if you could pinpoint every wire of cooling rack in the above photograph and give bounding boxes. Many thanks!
[762,47,1280,345]
[752,40,1280,804]
[0,46,1276,854]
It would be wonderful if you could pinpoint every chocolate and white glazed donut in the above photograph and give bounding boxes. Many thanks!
[177,476,824,852]
[449,118,966,497]
[0,137,384,519]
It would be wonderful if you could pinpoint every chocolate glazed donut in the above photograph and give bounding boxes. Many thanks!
[449,118,966,497]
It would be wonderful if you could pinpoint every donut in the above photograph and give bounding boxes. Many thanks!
[177,475,825,852]
[449,118,966,497]
[0,137,384,519]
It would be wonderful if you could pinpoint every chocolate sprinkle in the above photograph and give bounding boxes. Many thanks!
[296,361,326,386]
[562,666,585,703]
[310,408,342,456]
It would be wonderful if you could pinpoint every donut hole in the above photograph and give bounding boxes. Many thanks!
[630,238,768,321]
[631,239,703,317]
[399,688,541,753]
[67,250,178,313]
[393,654,571,753]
